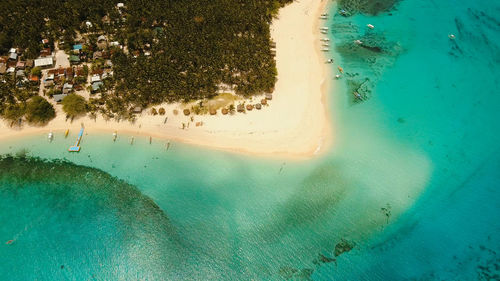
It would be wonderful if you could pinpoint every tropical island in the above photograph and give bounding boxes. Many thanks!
[0,0,331,158]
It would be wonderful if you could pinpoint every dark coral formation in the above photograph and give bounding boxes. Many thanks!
[338,0,399,16]
[334,238,356,257]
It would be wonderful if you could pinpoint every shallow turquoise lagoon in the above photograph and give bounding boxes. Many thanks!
[1,0,499,279]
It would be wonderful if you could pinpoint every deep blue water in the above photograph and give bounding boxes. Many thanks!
[0,0,499,280]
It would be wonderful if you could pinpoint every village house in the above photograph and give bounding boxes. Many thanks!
[34,57,54,68]
[52,93,68,103]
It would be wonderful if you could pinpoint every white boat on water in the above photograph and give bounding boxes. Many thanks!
[48,131,53,142]
[326,59,334,64]
[354,39,363,45]
[367,24,375,29]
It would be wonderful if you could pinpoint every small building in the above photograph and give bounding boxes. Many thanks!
[8,52,17,61]
[63,83,73,94]
[16,61,25,69]
[265,93,273,100]
[40,48,52,57]
[16,70,25,77]
[41,39,49,45]
[255,103,262,110]
[73,44,83,51]
[0,63,6,74]
[9,48,17,54]
[117,3,125,8]
[29,75,40,84]
[246,104,254,111]
[132,106,142,113]
[6,67,15,74]
[34,57,54,68]
[44,79,54,87]
[97,35,107,43]
[53,93,68,103]
[91,81,103,93]
[69,55,80,64]
[237,104,245,112]
[91,74,101,83]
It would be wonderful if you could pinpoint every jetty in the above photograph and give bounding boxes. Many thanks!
[68,127,84,152]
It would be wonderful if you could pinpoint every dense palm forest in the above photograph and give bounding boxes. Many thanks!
[0,0,293,122]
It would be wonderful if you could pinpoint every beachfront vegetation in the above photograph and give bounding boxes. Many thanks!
[0,0,293,122]
[25,96,56,124]
[62,94,87,118]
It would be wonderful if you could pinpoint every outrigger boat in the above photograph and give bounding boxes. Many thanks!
[321,48,330,52]
[338,66,344,73]
[319,15,328,20]
[113,131,117,142]
[320,38,330,42]
[353,91,363,100]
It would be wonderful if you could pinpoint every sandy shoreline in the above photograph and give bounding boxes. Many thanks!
[0,0,334,160]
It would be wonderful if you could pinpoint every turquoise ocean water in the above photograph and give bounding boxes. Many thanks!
[1,0,499,279]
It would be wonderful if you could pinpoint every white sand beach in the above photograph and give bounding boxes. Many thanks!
[0,0,333,159]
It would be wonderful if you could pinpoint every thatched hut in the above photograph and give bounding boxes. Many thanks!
[209,109,217,115]
[265,93,273,100]
[261,99,267,105]
[246,104,254,111]
[222,108,229,115]
[237,104,245,113]
[158,107,166,115]
[255,103,262,110]
[183,109,190,116]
